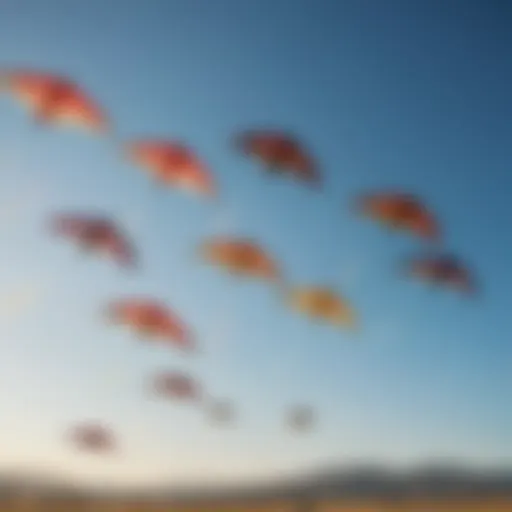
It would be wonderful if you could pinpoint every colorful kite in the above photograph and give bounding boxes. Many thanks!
[126,139,216,197]
[404,253,475,294]
[287,286,357,330]
[1,69,108,132]
[105,297,195,352]
[235,129,320,186]
[50,212,137,268]
[355,191,440,241]
[200,237,281,283]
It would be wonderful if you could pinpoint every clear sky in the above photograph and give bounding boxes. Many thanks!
[0,0,510,490]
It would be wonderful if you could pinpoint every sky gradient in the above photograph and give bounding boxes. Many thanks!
[0,0,510,490]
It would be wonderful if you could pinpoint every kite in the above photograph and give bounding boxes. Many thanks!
[355,191,440,241]
[69,423,116,453]
[199,237,281,283]
[404,253,475,295]
[105,297,195,352]
[287,406,315,432]
[49,212,137,268]
[152,371,201,402]
[287,286,357,330]
[207,399,234,424]
[126,139,216,197]
[235,129,320,187]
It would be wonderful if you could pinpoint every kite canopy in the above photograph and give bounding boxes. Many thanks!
[106,298,195,351]
[1,69,108,132]
[287,406,315,432]
[50,212,137,268]
[235,129,321,186]
[152,371,201,401]
[355,191,440,241]
[69,423,116,453]
[126,139,216,197]
[200,237,281,283]
[405,254,475,294]
[207,399,234,424]
[287,286,357,330]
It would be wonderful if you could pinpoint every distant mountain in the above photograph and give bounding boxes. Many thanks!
[159,464,512,502]
[0,463,511,502]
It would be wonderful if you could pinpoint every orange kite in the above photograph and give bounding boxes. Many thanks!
[287,286,357,330]
[126,139,216,197]
[200,236,281,283]
[1,69,108,133]
[105,297,195,352]
[355,191,440,241]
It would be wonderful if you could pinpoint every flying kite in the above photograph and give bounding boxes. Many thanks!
[355,191,440,241]
[287,286,357,331]
[105,297,195,352]
[0,69,108,133]
[151,371,201,402]
[69,423,116,454]
[234,129,321,187]
[49,212,137,268]
[126,139,216,197]
[199,237,282,284]
[404,254,475,295]
[287,406,315,432]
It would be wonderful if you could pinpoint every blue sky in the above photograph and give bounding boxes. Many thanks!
[0,0,510,489]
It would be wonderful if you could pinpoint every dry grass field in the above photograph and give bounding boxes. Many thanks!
[0,495,511,512]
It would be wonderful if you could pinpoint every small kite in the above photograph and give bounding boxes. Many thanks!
[404,254,475,295]
[0,69,108,133]
[152,371,201,402]
[207,399,234,424]
[355,191,440,241]
[126,139,216,197]
[287,286,357,330]
[49,212,137,268]
[287,406,315,432]
[199,237,281,283]
[105,297,195,352]
[69,423,116,454]
[234,129,321,187]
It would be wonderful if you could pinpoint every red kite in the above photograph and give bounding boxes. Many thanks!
[405,254,475,294]
[355,192,440,241]
[207,399,234,424]
[287,406,314,432]
[105,297,195,352]
[235,129,320,186]
[126,139,216,197]
[287,286,357,330]
[200,237,281,283]
[1,69,108,132]
[49,212,136,268]
[152,371,201,402]
[69,423,115,453]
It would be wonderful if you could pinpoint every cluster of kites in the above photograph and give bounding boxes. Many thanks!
[0,69,476,455]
